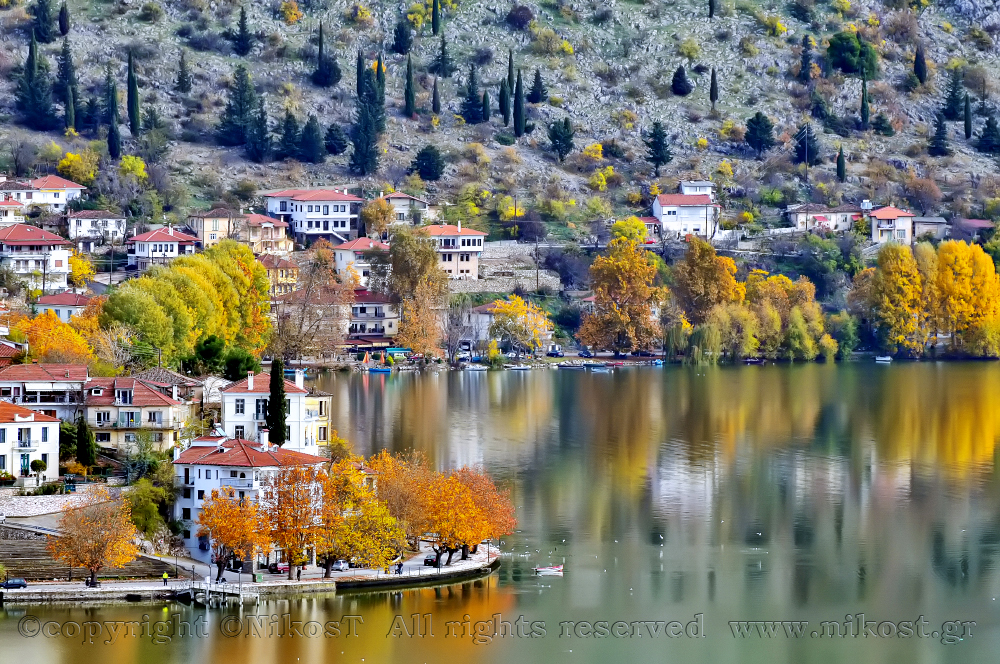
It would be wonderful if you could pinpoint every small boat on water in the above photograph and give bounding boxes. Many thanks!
[558,362,586,370]
[875,356,893,364]
[507,364,531,371]
[368,367,392,374]
[651,359,664,366]
[283,367,308,375]
[744,358,765,365]
[465,365,488,371]
[533,565,564,576]
[586,363,611,373]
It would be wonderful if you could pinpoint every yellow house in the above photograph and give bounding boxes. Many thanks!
[258,254,299,297]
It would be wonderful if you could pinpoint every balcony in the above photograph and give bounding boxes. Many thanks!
[16,440,37,451]
[876,221,897,230]
[220,478,257,490]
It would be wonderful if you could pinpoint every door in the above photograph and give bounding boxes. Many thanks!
[20,454,29,477]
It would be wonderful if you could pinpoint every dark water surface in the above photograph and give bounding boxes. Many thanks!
[4,363,1000,663]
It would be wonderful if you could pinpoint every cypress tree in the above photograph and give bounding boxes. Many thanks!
[432,0,440,35]
[709,67,718,111]
[432,77,441,114]
[644,121,672,175]
[324,123,349,155]
[927,112,950,157]
[127,51,140,137]
[430,32,454,76]
[499,79,511,126]
[58,1,69,36]
[528,68,546,103]
[75,414,95,468]
[373,54,386,132]
[482,90,491,122]
[836,146,846,182]
[671,65,693,96]
[976,115,1000,154]
[547,117,574,162]
[56,37,77,112]
[943,68,964,121]
[266,359,287,447]
[914,43,927,86]
[507,48,515,92]
[235,6,252,56]
[103,66,119,125]
[175,49,192,93]
[16,31,56,130]
[708,0,715,19]
[964,93,973,140]
[392,18,412,55]
[33,0,55,43]
[403,54,416,117]
[356,49,364,97]
[216,63,257,145]
[794,122,820,165]
[277,110,300,160]
[311,23,341,87]
[108,111,121,158]
[513,69,525,137]
[64,83,74,129]
[860,75,869,130]
[799,34,812,83]
[299,114,326,163]
[375,52,385,95]
[461,65,482,123]
[350,69,380,175]
[245,98,271,162]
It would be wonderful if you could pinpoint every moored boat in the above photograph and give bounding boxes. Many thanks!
[533,565,564,576]
[875,356,892,364]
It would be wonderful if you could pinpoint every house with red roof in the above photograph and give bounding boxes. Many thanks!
[652,189,721,240]
[0,198,26,225]
[263,189,364,245]
[0,363,89,420]
[83,377,193,451]
[333,237,388,286]
[384,191,436,225]
[66,209,127,252]
[36,291,91,323]
[349,289,398,343]
[422,222,487,279]
[258,253,299,297]
[0,401,60,484]
[126,226,198,270]
[0,224,71,292]
[187,209,294,255]
[0,175,85,212]
[868,205,915,244]
[786,203,863,233]
[219,370,324,454]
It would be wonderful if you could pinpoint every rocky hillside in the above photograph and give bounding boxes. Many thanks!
[2,0,1000,233]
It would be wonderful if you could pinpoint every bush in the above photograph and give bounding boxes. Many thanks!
[138,2,164,21]
[496,132,515,145]
[506,4,533,30]
[827,31,878,77]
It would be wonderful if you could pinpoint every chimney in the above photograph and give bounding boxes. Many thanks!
[173,446,181,461]
[168,226,174,236]
[247,371,254,390]
[259,427,269,447]
[295,369,304,389]
[172,384,178,401]
[458,219,462,232]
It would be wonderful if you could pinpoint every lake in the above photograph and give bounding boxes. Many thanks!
[3,362,1000,663]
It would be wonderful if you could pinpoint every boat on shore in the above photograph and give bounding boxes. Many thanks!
[368,367,392,374]
[465,364,488,371]
[557,362,586,370]
[875,356,893,364]
[533,565,564,576]
[507,364,531,371]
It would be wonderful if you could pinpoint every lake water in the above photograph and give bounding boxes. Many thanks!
[4,363,1000,663]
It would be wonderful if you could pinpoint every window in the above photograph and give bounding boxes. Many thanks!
[41,427,47,442]
[460,253,470,262]
[896,229,906,239]
[235,398,245,415]
[318,426,328,441]
[308,205,314,212]
[234,425,245,438]
[667,210,677,216]
[255,399,268,420]
[319,400,326,416]
[197,490,204,500]
[285,425,290,440]
[0,429,5,444]
[124,433,137,443]
[17,428,30,444]
[116,389,133,404]
[280,201,287,212]
[96,411,110,423]
[147,411,162,424]
[209,233,217,241]
[285,398,291,414]
[211,219,219,231]
[323,205,329,214]
[182,508,191,520]
[183,529,191,540]
[182,487,191,499]
[95,432,110,442]
[0,455,5,470]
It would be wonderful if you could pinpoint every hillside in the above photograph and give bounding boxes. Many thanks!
[2,0,1000,234]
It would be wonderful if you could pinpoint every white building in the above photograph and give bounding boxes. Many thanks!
[67,209,127,252]
[422,223,487,279]
[349,289,398,343]
[652,193,721,240]
[36,292,91,323]
[786,203,862,233]
[126,227,198,270]
[264,189,364,245]
[0,224,71,292]
[0,363,89,421]
[679,180,717,199]
[868,205,915,244]
[219,370,321,454]
[385,192,436,225]
[0,402,60,485]
[0,199,26,225]
[30,175,87,211]
[333,237,388,286]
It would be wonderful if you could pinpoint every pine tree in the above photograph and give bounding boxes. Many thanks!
[432,0,440,35]
[528,68,547,103]
[127,51,140,137]
[311,23,341,87]
[33,0,55,43]
[350,69,381,175]
[16,31,57,130]
[430,32,454,76]
[794,122,820,165]
[745,111,775,157]
[964,93,973,140]
[277,110,300,160]
[325,123,349,155]
[928,112,950,157]
[235,6,252,56]
[299,114,326,163]
[392,18,412,55]
[943,68,964,121]
[245,98,271,162]
[432,77,441,114]
[708,0,715,19]
[409,145,445,180]
[175,49,192,93]
[836,146,846,182]
[403,54,416,117]
[799,34,812,83]
[58,1,69,36]
[482,91,491,122]
[108,112,121,159]
[81,96,99,133]
[507,48,515,92]
[645,121,672,175]
[499,79,511,126]
[709,67,718,111]
[216,64,257,145]
[267,359,287,447]
[872,112,895,137]
[914,43,927,86]
[548,117,574,162]
[75,414,95,468]
[860,75,869,130]
[64,82,74,130]
[976,115,1000,154]
[56,37,77,113]
[461,65,482,123]
[671,65,693,96]
[356,49,364,96]
[513,69,525,137]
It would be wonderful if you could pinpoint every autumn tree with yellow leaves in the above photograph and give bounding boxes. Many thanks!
[368,450,434,550]
[487,295,552,356]
[48,486,140,585]
[11,310,94,364]
[197,486,270,581]
[360,197,395,238]
[261,465,322,580]
[672,238,744,324]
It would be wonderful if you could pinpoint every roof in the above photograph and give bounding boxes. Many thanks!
[680,180,715,187]
[0,401,60,424]
[173,438,327,468]
[829,203,863,212]
[131,366,202,388]
[656,194,715,207]
[870,206,915,220]
[37,292,91,307]
[958,218,995,229]
[0,181,34,192]
[84,378,184,407]
[0,364,88,382]
[384,192,429,204]
[0,199,25,207]
[67,209,123,219]
[31,175,86,190]
[422,223,488,237]
[258,254,297,270]
[243,212,288,228]
[335,237,389,251]
[0,344,19,359]
[353,289,392,304]
[127,227,199,244]
[0,224,68,245]
[637,216,658,224]
[221,372,308,394]
[814,215,829,223]
[471,302,499,314]
[188,208,242,219]
[265,189,363,202]
[911,216,948,224]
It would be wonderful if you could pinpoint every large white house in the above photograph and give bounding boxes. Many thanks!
[219,370,322,454]
[67,209,127,252]
[423,223,487,279]
[126,227,198,270]
[652,193,721,240]
[0,224,71,292]
[0,402,60,485]
[333,237,388,286]
[385,192,436,225]
[0,175,86,212]
[264,189,364,245]
[786,203,862,233]
[0,363,89,421]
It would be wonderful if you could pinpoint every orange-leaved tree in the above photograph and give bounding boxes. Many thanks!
[261,465,322,580]
[451,466,516,556]
[424,473,486,566]
[13,310,94,364]
[672,237,744,324]
[47,486,139,585]
[197,486,270,581]
[368,450,434,550]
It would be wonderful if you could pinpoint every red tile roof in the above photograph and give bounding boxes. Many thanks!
[258,254,297,270]
[0,344,19,358]
[421,224,487,237]
[335,237,389,251]
[353,289,392,304]
[638,216,658,223]
[173,438,326,468]
[188,208,241,219]
[0,401,60,423]
[0,224,69,245]
[37,292,91,307]
[870,206,915,220]
[244,212,288,228]
[958,218,995,229]
[128,227,199,244]
[384,192,429,204]
[656,194,715,206]
[84,378,184,407]
[221,372,307,394]
[31,175,86,190]
[67,209,123,219]
[265,189,362,202]
[0,200,25,207]
[0,364,88,382]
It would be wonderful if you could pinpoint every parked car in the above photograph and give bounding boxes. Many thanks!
[1,578,27,589]
[631,350,655,357]
[613,351,629,359]
[578,349,594,358]
[424,554,439,567]
[546,350,564,358]
[331,560,350,572]
[505,351,518,359]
